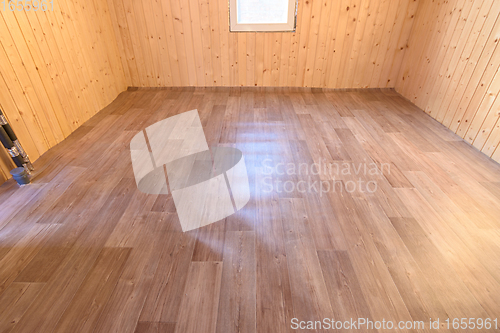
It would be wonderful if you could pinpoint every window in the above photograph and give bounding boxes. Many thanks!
[229,0,297,32]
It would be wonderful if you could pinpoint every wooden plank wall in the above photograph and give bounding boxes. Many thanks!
[109,0,419,89]
[0,0,127,180]
[396,0,500,163]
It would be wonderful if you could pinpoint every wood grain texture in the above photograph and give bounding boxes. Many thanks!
[110,0,419,90]
[396,0,500,163]
[0,88,499,333]
[0,1,127,179]
[175,262,223,333]
[53,247,131,333]
[3,0,499,182]
[216,231,256,333]
[0,282,44,333]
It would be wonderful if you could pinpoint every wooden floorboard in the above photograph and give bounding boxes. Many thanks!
[0,88,499,332]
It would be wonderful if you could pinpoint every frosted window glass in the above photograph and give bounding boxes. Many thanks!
[237,0,289,24]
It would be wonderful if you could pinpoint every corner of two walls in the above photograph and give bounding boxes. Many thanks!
[0,0,423,184]
[10,0,497,183]
[0,0,128,182]
[396,0,500,164]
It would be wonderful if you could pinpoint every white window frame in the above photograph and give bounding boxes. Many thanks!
[229,0,298,32]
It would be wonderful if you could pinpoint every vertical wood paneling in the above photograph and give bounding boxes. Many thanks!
[335,0,362,88]
[320,0,342,87]
[359,0,389,87]
[349,0,379,88]
[396,0,500,163]
[311,0,333,87]
[0,0,423,184]
[246,33,255,86]
[114,0,419,89]
[0,1,127,179]
[7,0,500,183]
[238,32,247,86]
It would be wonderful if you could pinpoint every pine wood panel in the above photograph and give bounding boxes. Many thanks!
[396,0,500,163]
[112,0,419,90]
[0,1,127,178]
[0,0,421,181]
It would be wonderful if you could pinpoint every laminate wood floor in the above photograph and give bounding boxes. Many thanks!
[1,88,500,333]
